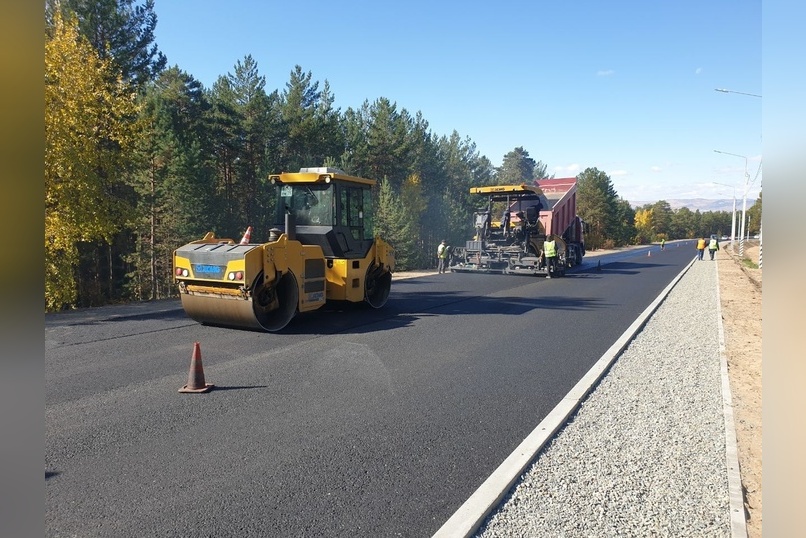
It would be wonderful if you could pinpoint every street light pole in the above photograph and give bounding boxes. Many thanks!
[712,182,737,245]
[714,87,761,265]
[714,150,750,256]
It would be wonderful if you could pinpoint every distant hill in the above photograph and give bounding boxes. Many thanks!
[628,199,756,212]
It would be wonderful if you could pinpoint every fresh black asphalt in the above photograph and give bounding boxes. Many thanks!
[46,244,695,537]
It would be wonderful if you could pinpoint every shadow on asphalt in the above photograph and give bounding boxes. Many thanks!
[273,292,611,336]
[574,261,677,275]
[206,385,269,391]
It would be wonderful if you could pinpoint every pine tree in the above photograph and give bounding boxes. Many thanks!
[670,207,696,240]
[280,65,332,171]
[209,55,279,237]
[650,200,673,239]
[375,178,416,270]
[576,167,619,250]
[126,67,216,300]
[612,198,637,246]
[50,0,167,88]
[497,147,535,185]
[361,98,411,188]
[747,191,762,235]
[399,174,427,267]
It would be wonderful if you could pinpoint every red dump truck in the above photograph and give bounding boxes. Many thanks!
[449,178,587,277]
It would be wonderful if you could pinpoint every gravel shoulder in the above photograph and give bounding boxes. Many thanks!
[399,241,762,537]
[473,250,735,537]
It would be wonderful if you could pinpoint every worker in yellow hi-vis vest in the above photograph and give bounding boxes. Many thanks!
[708,235,720,261]
[543,235,557,278]
[437,240,449,274]
[696,237,706,261]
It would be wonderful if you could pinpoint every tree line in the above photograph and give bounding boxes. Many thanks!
[45,0,761,312]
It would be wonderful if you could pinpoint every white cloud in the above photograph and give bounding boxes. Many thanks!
[553,163,582,175]
[596,69,615,76]
[651,166,662,173]
[609,169,628,177]
[695,67,703,75]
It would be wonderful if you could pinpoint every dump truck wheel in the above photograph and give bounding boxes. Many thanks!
[253,271,299,332]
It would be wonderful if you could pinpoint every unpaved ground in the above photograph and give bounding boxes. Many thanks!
[716,242,762,538]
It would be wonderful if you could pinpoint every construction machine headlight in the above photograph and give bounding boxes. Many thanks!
[228,271,244,281]
[175,268,189,277]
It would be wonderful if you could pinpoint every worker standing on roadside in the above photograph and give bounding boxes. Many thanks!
[544,235,557,278]
[660,238,666,251]
[708,234,720,261]
[696,237,706,261]
[437,240,449,274]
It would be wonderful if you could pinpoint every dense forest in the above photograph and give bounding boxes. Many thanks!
[45,0,762,312]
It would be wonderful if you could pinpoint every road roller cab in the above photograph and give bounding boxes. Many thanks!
[172,167,395,332]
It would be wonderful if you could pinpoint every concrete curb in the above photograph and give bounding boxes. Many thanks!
[715,255,751,538]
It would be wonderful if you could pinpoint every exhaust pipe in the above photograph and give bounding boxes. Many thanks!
[285,212,296,241]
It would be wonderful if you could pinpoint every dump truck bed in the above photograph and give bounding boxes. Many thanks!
[535,178,578,237]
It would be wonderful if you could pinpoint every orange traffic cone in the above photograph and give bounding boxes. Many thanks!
[647,250,651,257]
[239,226,253,245]
[179,342,214,393]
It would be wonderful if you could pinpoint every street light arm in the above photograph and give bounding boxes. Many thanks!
[714,149,746,160]
[714,88,762,98]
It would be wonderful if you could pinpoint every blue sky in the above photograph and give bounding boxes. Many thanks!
[152,0,764,204]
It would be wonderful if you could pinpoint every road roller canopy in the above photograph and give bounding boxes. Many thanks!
[268,167,375,187]
[267,168,378,259]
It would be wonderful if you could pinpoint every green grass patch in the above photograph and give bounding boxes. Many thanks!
[741,258,759,270]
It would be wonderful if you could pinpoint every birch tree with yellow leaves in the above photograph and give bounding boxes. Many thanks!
[633,207,654,244]
[45,12,140,310]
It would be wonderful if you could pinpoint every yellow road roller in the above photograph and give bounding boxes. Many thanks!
[173,167,395,332]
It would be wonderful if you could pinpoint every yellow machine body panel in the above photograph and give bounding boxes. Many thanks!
[173,236,264,289]
[325,237,395,303]
[267,238,328,313]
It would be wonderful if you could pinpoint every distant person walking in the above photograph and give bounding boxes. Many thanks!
[696,237,706,261]
[437,240,449,274]
[660,238,666,251]
[708,235,720,261]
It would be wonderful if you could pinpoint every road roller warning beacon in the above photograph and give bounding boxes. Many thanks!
[173,167,395,332]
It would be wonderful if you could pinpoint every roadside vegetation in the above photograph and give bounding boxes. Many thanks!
[741,258,760,270]
[45,1,762,312]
